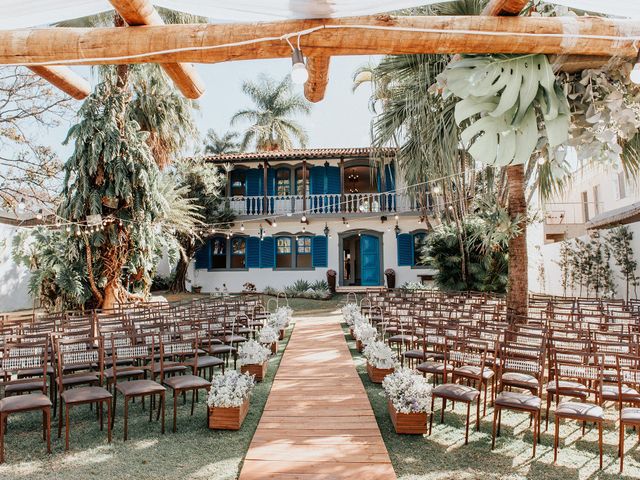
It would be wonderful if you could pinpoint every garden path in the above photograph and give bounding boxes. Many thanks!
[239,313,396,479]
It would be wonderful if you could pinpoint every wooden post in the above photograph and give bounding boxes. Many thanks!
[302,160,307,215]
[304,56,331,103]
[108,0,205,99]
[339,157,345,213]
[263,161,268,215]
[28,66,90,100]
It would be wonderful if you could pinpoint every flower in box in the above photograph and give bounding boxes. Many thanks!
[353,321,377,346]
[341,303,360,325]
[207,370,255,408]
[238,339,270,367]
[364,341,397,369]
[258,325,279,344]
[382,367,432,414]
[275,306,293,324]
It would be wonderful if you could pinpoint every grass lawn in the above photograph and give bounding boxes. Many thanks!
[343,325,640,480]
[0,327,293,480]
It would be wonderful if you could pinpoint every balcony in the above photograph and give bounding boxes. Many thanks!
[542,201,602,243]
[226,192,423,217]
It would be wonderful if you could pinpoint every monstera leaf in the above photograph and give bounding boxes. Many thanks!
[439,54,570,167]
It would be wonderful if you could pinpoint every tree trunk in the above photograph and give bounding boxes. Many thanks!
[506,164,528,323]
[168,255,190,293]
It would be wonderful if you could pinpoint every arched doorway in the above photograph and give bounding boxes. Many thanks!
[338,230,383,287]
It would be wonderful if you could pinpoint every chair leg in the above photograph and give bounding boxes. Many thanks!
[440,398,446,423]
[107,400,112,444]
[465,402,471,445]
[160,392,166,434]
[173,391,178,433]
[191,390,196,416]
[111,391,117,430]
[45,407,51,454]
[428,396,434,436]
[123,397,129,441]
[532,411,538,458]
[42,410,47,440]
[491,405,498,449]
[0,412,5,464]
[476,398,481,432]
[620,422,625,473]
[545,395,551,431]
[598,422,603,470]
[497,408,502,437]
[58,398,63,438]
[553,416,560,463]
[64,404,70,451]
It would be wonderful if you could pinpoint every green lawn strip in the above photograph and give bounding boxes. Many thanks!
[0,326,293,480]
[341,323,638,480]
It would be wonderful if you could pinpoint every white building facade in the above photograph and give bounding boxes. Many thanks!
[189,148,436,292]
[529,162,640,297]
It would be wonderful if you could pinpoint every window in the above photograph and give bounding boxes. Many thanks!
[295,167,309,195]
[230,171,246,197]
[581,191,590,222]
[413,233,429,266]
[617,171,627,199]
[296,236,312,268]
[276,168,291,196]
[592,185,600,215]
[231,237,246,269]
[211,237,227,269]
[276,236,293,268]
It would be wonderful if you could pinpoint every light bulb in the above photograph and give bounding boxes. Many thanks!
[272,221,277,228]
[301,215,307,223]
[240,223,245,232]
[291,48,309,85]
[631,63,640,85]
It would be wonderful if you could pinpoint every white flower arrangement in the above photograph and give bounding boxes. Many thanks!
[342,303,360,325]
[267,312,287,331]
[382,367,433,414]
[276,305,293,324]
[207,370,255,408]
[238,339,271,366]
[258,325,279,344]
[364,341,397,369]
[353,321,377,346]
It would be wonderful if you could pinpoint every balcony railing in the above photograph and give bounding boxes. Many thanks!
[543,201,604,225]
[227,192,423,216]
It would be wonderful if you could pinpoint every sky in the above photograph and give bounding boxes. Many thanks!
[43,55,381,160]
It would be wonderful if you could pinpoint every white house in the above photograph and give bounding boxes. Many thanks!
[189,148,436,292]
[529,161,640,297]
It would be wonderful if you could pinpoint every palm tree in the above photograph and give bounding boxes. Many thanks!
[232,74,311,151]
[203,129,240,155]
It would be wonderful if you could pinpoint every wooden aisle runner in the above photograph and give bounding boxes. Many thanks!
[239,313,396,479]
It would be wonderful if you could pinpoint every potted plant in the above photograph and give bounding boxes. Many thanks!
[342,303,360,338]
[238,339,271,381]
[353,320,377,353]
[258,324,279,354]
[363,341,396,383]
[384,268,396,289]
[243,282,256,293]
[326,269,337,293]
[207,371,255,430]
[382,367,432,434]
[268,308,290,340]
[191,284,202,294]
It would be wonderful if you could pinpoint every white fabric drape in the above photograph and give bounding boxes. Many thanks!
[0,0,638,29]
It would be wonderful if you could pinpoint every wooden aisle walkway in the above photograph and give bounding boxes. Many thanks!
[239,313,396,479]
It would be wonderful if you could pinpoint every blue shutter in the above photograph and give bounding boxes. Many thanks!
[397,233,412,266]
[326,166,341,194]
[312,235,328,268]
[194,239,211,269]
[385,163,396,192]
[245,169,262,196]
[267,169,276,196]
[246,236,260,268]
[260,236,275,268]
[309,166,325,195]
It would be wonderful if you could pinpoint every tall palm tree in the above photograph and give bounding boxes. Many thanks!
[203,129,240,155]
[232,74,311,151]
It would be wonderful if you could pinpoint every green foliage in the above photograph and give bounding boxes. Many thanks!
[425,217,508,293]
[440,54,571,170]
[310,279,330,291]
[232,74,311,151]
[606,226,640,300]
[203,129,240,155]
[559,233,616,298]
[290,279,311,292]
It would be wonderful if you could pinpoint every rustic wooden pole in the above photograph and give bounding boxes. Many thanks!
[27,66,90,100]
[1,16,637,66]
[304,56,331,103]
[108,0,205,99]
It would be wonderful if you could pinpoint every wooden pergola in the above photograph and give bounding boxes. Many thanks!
[3,0,637,102]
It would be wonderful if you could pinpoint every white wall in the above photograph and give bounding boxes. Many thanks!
[0,224,34,312]
[189,217,432,292]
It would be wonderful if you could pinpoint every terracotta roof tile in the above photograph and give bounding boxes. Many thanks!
[203,147,396,163]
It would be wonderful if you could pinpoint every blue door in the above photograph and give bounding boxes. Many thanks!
[360,235,380,286]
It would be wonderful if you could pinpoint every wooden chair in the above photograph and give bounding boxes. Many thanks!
[160,332,211,432]
[551,350,605,469]
[110,333,166,441]
[0,341,52,463]
[56,336,112,450]
[616,354,640,473]
[492,342,545,457]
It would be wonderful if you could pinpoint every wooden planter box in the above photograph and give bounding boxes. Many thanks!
[349,327,354,339]
[387,400,428,434]
[241,361,268,381]
[367,362,394,384]
[270,341,278,354]
[208,397,249,430]
[279,329,285,341]
[356,339,364,352]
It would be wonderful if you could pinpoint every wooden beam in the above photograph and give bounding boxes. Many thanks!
[481,0,529,16]
[304,56,331,103]
[108,0,205,99]
[0,16,637,66]
[28,66,90,100]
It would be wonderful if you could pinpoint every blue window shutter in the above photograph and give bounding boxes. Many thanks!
[312,236,328,268]
[246,169,262,197]
[397,233,412,266]
[267,169,276,196]
[194,239,211,269]
[326,166,341,194]
[246,237,260,268]
[309,166,325,195]
[385,164,396,192]
[260,236,275,268]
